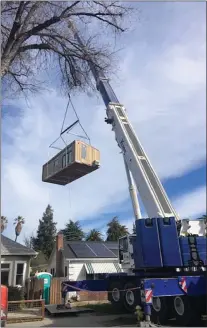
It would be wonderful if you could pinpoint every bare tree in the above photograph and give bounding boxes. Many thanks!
[23,233,34,249]
[1,1,134,97]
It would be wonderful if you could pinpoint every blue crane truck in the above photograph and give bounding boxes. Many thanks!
[62,218,207,326]
[45,22,207,326]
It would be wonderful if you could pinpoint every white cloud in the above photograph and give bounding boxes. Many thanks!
[173,186,206,219]
[121,186,206,234]
[1,3,206,240]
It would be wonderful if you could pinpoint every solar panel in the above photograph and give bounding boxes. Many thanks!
[88,243,116,258]
[70,243,97,258]
[109,249,118,257]
[105,242,118,250]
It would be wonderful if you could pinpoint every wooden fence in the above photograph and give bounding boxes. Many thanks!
[49,278,66,304]
[25,277,44,300]
[25,277,108,305]
[50,278,107,303]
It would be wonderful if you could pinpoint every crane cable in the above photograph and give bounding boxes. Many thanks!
[59,93,91,223]
[60,93,91,145]
[46,93,91,224]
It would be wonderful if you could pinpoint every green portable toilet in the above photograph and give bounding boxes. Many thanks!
[36,272,52,305]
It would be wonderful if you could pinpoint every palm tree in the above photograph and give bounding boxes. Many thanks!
[199,215,207,222]
[1,216,8,233]
[86,229,103,242]
[106,216,128,241]
[14,216,25,242]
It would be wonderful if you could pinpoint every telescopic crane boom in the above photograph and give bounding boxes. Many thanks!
[69,22,179,221]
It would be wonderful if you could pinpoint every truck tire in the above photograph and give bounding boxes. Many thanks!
[123,282,140,313]
[151,296,169,325]
[108,281,124,308]
[173,296,200,326]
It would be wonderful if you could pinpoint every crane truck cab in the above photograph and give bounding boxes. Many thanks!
[119,234,136,273]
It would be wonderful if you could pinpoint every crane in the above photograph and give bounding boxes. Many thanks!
[68,21,179,221]
[59,23,207,325]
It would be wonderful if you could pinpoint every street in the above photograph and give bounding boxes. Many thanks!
[7,312,138,327]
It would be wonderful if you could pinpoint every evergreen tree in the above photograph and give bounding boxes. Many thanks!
[86,229,103,242]
[32,204,57,259]
[106,216,128,241]
[63,220,85,241]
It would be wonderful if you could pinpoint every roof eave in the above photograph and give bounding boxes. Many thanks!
[2,252,37,256]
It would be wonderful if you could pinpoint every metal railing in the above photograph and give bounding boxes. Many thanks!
[7,299,45,323]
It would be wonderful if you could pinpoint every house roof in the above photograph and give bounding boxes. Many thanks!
[62,240,119,259]
[1,235,37,256]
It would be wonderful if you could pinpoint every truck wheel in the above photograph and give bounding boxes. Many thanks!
[151,297,168,325]
[108,281,124,308]
[173,296,191,326]
[123,282,140,313]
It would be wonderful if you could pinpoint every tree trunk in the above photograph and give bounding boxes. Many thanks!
[15,222,22,241]
[1,56,13,77]
[1,224,5,233]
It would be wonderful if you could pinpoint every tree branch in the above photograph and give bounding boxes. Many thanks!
[22,2,80,37]
[8,69,24,90]
[3,2,27,55]
[19,43,51,52]
[21,8,123,38]
[2,1,131,97]
[59,1,80,17]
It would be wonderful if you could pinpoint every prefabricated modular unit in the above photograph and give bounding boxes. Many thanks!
[42,140,100,185]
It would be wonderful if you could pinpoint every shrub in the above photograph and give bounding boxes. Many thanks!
[8,286,24,301]
[8,286,25,311]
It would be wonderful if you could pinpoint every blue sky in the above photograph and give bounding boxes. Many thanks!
[1,2,206,243]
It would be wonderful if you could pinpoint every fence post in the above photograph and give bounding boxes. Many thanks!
[41,299,45,319]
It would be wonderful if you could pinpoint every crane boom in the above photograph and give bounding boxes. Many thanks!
[69,22,179,220]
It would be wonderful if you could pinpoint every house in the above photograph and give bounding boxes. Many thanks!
[1,235,37,287]
[47,232,122,281]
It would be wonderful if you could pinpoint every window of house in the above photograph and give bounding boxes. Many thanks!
[81,144,87,159]
[64,266,68,277]
[1,263,11,286]
[67,150,72,164]
[15,263,25,286]
[62,154,66,168]
[54,158,59,170]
